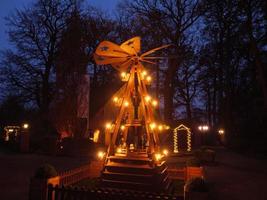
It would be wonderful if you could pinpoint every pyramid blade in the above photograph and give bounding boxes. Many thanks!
[140,58,156,65]
[96,41,130,57]
[94,54,130,65]
[120,37,141,55]
[141,44,171,57]
[112,59,133,71]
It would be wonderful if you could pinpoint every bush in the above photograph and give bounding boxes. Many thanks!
[186,158,201,167]
[185,177,208,192]
[34,164,57,179]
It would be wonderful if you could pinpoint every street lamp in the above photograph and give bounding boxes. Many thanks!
[198,124,209,145]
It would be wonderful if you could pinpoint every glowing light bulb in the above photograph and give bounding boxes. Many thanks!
[121,72,126,78]
[141,70,147,78]
[150,122,156,130]
[145,95,151,102]
[146,76,152,82]
[218,129,224,135]
[162,149,168,156]
[124,101,129,107]
[97,151,105,160]
[152,100,158,106]
[158,125,163,131]
[155,153,162,161]
[105,122,112,129]
[23,123,29,129]
[113,96,119,103]
[165,125,170,130]
[120,125,125,130]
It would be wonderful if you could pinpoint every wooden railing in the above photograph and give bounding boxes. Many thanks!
[47,184,183,200]
[58,160,103,186]
[167,167,204,181]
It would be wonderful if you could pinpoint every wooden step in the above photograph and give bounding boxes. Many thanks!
[102,170,153,183]
[101,179,154,191]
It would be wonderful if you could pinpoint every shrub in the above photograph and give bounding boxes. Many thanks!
[186,158,201,167]
[34,164,57,179]
[185,177,208,192]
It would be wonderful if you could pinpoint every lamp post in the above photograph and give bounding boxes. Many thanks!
[198,125,209,146]
[20,123,30,153]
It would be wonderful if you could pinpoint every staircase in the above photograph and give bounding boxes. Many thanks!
[101,150,174,193]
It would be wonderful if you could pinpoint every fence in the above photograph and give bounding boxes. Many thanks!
[57,160,103,186]
[167,167,204,181]
[47,184,183,200]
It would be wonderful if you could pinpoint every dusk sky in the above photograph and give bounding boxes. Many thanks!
[0,0,119,51]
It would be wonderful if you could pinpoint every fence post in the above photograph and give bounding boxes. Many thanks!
[47,184,53,200]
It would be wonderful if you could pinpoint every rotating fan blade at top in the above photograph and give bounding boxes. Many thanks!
[120,37,141,56]
[141,44,171,58]
[94,37,171,71]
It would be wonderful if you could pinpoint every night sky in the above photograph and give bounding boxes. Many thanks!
[0,0,119,51]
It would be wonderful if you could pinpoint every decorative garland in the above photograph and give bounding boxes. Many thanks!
[173,124,192,153]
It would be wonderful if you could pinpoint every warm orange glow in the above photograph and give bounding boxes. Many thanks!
[162,149,168,156]
[155,153,163,161]
[23,123,29,129]
[141,70,147,78]
[116,147,122,153]
[158,125,163,131]
[165,125,170,130]
[113,96,119,103]
[146,76,152,82]
[199,125,209,131]
[124,100,129,107]
[105,122,112,129]
[218,129,225,135]
[120,125,125,130]
[150,122,156,130]
[145,95,151,102]
[97,151,105,160]
[121,72,126,78]
[93,129,100,143]
[152,100,158,106]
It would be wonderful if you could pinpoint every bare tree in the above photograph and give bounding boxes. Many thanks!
[118,0,206,122]
[1,0,77,119]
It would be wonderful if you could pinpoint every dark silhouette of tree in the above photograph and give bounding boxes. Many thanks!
[1,0,77,119]
[118,0,206,123]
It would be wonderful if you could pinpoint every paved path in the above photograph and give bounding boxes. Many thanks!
[206,148,267,200]
[0,153,89,200]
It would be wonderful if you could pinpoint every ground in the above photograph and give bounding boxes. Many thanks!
[0,148,266,200]
[0,152,89,200]
[206,147,267,200]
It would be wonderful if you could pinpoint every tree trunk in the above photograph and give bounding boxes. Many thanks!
[164,59,177,122]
